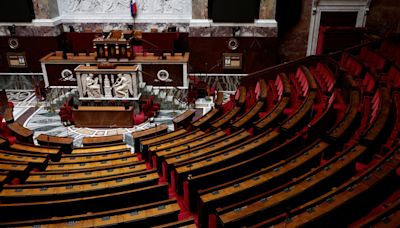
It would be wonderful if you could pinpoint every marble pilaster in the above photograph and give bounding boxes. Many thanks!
[259,0,276,19]
[32,0,60,19]
[192,0,208,19]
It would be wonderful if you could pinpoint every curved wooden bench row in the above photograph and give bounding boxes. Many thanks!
[0,169,159,204]
[262,145,399,228]
[174,130,280,194]
[172,109,196,130]
[231,101,265,130]
[153,129,226,169]
[132,123,169,153]
[0,150,48,165]
[191,108,221,129]
[148,129,205,154]
[197,139,331,225]
[211,106,241,129]
[0,198,179,227]
[0,183,169,223]
[215,144,368,227]
[350,195,400,228]
[254,73,291,132]
[71,143,129,154]
[280,91,316,134]
[0,161,30,172]
[9,143,60,155]
[140,127,186,158]
[45,155,139,171]
[7,122,34,144]
[147,129,205,161]
[26,161,146,183]
[163,130,252,181]
[36,134,74,153]
[57,151,133,164]
[328,90,361,142]
[188,84,346,214]
[81,134,124,147]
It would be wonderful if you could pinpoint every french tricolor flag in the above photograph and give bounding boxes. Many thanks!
[130,0,137,18]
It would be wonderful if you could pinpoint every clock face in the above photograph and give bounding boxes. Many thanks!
[8,38,19,49]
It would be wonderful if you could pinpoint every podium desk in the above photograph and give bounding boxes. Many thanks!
[73,106,134,128]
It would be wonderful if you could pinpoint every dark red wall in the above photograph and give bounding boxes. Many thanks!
[45,63,83,86]
[0,33,278,76]
[141,64,183,86]
[188,37,277,74]
[0,36,60,73]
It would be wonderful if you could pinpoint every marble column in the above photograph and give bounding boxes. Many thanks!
[32,0,60,19]
[259,0,276,19]
[76,73,83,98]
[131,73,138,98]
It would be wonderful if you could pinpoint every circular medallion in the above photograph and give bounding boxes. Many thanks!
[157,70,170,81]
[8,38,19,49]
[61,69,76,81]
[228,38,239,50]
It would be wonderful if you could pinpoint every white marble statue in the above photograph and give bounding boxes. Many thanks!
[113,74,133,98]
[82,73,102,98]
[103,74,113,98]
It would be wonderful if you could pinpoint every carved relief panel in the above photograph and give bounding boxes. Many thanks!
[59,0,192,20]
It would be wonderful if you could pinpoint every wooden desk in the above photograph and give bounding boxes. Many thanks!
[258,79,268,101]
[82,134,124,147]
[36,134,74,153]
[73,106,134,128]
[7,122,33,143]
[3,107,14,123]
[172,109,196,130]
[237,86,247,106]
[215,92,224,107]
